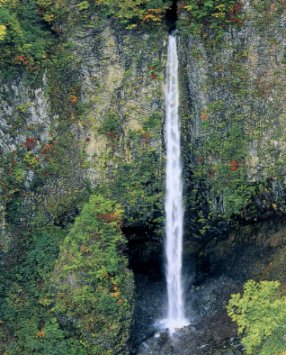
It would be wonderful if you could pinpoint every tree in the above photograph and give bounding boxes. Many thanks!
[52,195,134,354]
[227,280,286,354]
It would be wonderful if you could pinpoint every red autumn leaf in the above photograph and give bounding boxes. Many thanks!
[25,137,36,150]
[230,160,239,171]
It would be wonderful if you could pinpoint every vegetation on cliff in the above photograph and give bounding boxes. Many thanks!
[53,195,134,354]
[0,1,286,354]
[179,0,242,35]
[0,195,134,354]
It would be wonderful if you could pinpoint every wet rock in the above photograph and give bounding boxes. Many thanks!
[134,273,242,354]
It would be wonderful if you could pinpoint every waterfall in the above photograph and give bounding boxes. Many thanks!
[159,34,189,334]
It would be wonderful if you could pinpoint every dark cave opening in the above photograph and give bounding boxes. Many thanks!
[125,225,164,280]
[166,0,178,33]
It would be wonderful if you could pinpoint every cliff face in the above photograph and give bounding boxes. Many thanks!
[4,3,286,271]
[75,20,169,272]
[1,1,286,353]
[0,9,167,352]
[179,1,286,240]
[135,2,286,352]
[78,20,167,227]
[0,15,167,245]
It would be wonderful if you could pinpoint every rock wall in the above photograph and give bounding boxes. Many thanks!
[1,1,286,352]
[78,22,166,226]
[73,20,168,272]
[0,16,168,252]
[0,12,168,352]
[178,1,286,240]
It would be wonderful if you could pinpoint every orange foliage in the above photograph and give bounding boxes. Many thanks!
[208,169,215,178]
[80,244,88,253]
[106,131,117,140]
[36,330,45,338]
[102,271,110,279]
[142,131,151,144]
[111,291,120,298]
[200,112,208,120]
[228,2,242,24]
[197,156,204,163]
[40,144,53,154]
[15,55,31,66]
[179,2,188,10]
[96,213,121,223]
[142,8,163,22]
[70,95,78,104]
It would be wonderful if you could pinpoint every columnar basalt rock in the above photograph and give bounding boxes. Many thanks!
[78,23,166,212]
[178,2,286,240]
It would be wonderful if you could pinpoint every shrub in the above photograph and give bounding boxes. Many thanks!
[94,0,172,28]
[227,280,286,354]
[179,0,242,36]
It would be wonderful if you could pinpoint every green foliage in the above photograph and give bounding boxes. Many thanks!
[98,125,164,230]
[227,280,286,354]
[0,35,90,351]
[76,1,90,11]
[94,0,172,28]
[99,110,122,136]
[3,317,86,355]
[184,0,235,20]
[0,0,91,79]
[0,0,170,77]
[52,195,134,354]
[0,224,71,354]
[35,0,69,24]
[189,113,252,221]
[182,47,264,229]
[0,0,56,75]
[143,111,162,131]
[0,195,133,354]
[178,0,242,37]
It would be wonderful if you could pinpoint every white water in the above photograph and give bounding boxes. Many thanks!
[158,35,189,334]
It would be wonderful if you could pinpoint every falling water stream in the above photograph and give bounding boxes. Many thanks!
[158,34,189,335]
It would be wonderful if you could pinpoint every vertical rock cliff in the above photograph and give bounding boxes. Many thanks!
[179,1,286,238]
[1,1,286,353]
[0,4,168,352]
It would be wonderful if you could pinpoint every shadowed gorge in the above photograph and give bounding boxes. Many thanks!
[166,0,178,32]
